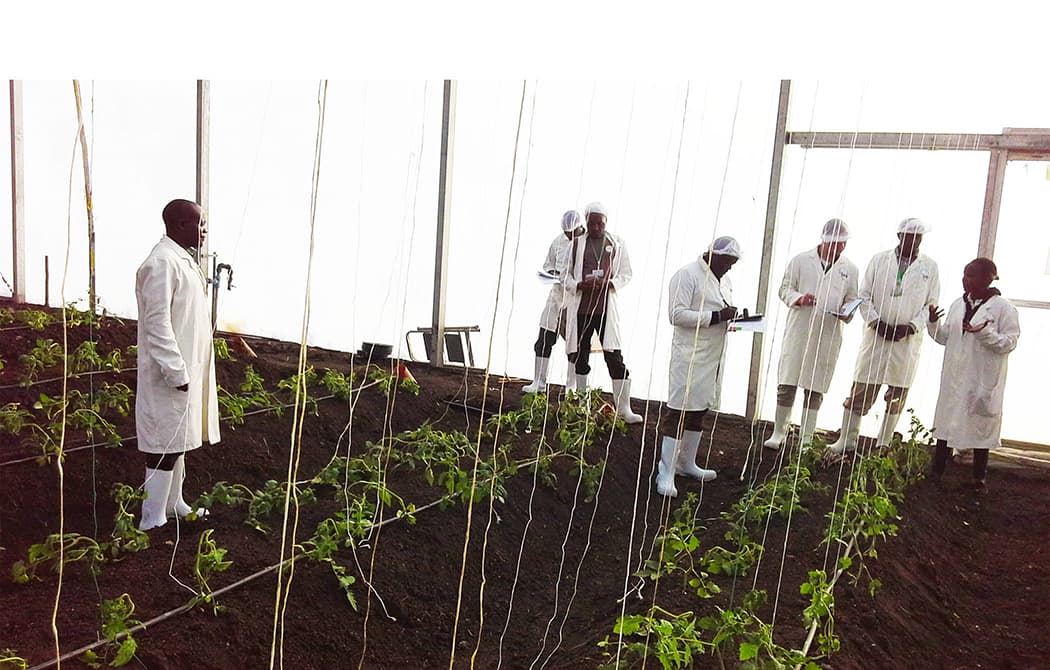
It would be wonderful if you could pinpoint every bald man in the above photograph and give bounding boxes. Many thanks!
[135,199,220,530]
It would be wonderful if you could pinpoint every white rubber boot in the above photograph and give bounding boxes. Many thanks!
[611,378,643,424]
[875,412,901,449]
[140,468,173,531]
[656,436,680,497]
[762,404,792,450]
[564,365,577,393]
[574,373,588,395]
[521,357,550,394]
[677,430,716,482]
[799,408,818,447]
[827,408,863,457]
[167,455,208,520]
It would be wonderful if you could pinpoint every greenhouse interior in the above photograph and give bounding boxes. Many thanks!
[0,79,1047,670]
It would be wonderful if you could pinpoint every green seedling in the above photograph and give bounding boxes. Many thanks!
[191,529,232,614]
[80,593,142,668]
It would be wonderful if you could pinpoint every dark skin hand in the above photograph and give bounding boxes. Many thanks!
[718,306,739,321]
[873,320,913,341]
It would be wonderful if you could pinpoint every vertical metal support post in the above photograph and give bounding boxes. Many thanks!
[978,147,1007,258]
[9,80,26,303]
[196,80,211,268]
[746,80,791,420]
[72,81,96,313]
[431,80,456,367]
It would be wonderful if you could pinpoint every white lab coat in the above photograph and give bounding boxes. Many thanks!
[666,258,732,411]
[538,234,572,332]
[563,232,632,355]
[928,294,1020,450]
[135,235,221,454]
[776,249,859,393]
[853,249,940,387]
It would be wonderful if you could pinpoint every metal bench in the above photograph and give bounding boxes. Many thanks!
[405,325,480,367]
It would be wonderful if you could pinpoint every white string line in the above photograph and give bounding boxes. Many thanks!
[226,82,274,272]
[751,83,836,625]
[621,83,708,607]
[356,81,431,670]
[540,82,647,670]
[611,81,694,632]
[268,79,327,670]
[467,81,539,670]
[492,79,544,670]
[522,83,609,668]
[47,106,86,669]
[446,79,529,670]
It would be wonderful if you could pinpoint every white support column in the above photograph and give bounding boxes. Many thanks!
[9,80,25,303]
[431,80,456,367]
[196,80,211,268]
[746,79,791,420]
[978,148,1007,259]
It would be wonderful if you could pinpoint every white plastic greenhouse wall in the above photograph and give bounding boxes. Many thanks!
[2,80,1047,444]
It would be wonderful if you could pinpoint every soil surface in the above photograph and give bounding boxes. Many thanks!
[1,302,1048,670]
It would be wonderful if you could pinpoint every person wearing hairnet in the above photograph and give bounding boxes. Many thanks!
[135,199,220,530]
[827,217,940,457]
[562,201,643,424]
[926,258,1019,491]
[521,210,586,394]
[656,236,741,496]
[764,220,859,450]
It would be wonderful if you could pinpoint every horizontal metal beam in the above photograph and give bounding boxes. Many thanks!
[1011,299,1050,310]
[786,131,1050,153]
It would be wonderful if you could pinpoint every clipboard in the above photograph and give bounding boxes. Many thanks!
[827,297,863,318]
[731,313,764,323]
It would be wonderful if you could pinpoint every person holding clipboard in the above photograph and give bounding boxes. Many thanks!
[764,219,860,450]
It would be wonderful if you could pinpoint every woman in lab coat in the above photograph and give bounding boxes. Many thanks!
[927,258,1020,490]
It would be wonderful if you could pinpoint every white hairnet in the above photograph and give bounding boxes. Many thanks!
[820,218,850,242]
[709,235,742,259]
[583,201,608,219]
[560,210,582,232]
[897,217,930,234]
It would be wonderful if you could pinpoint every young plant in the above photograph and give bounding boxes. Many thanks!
[598,606,713,670]
[213,337,235,361]
[636,494,721,599]
[69,341,124,375]
[0,649,28,670]
[106,484,150,558]
[16,309,52,330]
[11,533,106,583]
[698,591,818,669]
[320,368,354,401]
[63,302,101,328]
[191,529,232,614]
[365,364,419,397]
[19,338,62,384]
[278,366,321,414]
[79,593,142,668]
[0,403,31,436]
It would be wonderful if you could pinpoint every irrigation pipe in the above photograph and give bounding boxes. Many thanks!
[0,367,137,391]
[25,492,457,670]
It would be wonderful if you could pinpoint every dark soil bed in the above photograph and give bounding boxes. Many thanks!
[1,303,1047,669]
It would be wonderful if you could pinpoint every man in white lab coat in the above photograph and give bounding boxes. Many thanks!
[521,210,585,394]
[764,219,859,450]
[827,217,940,457]
[562,201,642,424]
[656,236,741,497]
[927,258,1020,491]
[135,199,221,531]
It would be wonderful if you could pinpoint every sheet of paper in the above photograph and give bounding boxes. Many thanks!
[728,317,766,333]
[537,270,561,285]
